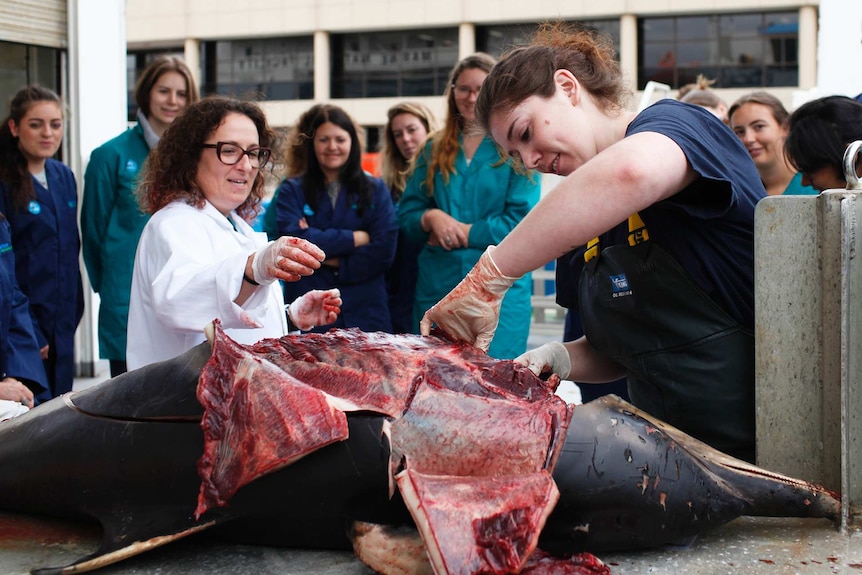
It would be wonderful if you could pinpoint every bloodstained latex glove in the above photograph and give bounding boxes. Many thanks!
[515,342,572,379]
[420,246,518,351]
[288,288,342,331]
[252,237,325,285]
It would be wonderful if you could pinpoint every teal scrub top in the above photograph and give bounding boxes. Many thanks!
[782,172,817,195]
[81,123,151,361]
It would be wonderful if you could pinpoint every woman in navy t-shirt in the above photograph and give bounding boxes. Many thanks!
[419,23,766,462]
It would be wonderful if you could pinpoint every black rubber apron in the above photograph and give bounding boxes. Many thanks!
[578,214,755,462]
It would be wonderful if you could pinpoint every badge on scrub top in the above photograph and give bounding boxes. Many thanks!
[303,204,315,216]
[126,159,138,173]
[28,201,41,215]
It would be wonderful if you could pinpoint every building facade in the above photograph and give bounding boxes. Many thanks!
[126,0,822,139]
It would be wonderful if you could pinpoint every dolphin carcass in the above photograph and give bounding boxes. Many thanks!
[0,321,840,574]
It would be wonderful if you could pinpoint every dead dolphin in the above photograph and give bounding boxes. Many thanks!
[0,328,840,574]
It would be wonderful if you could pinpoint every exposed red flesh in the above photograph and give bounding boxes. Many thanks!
[396,468,560,575]
[520,549,612,575]
[195,321,348,518]
[390,380,571,479]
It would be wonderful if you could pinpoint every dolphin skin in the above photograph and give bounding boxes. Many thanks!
[0,327,840,574]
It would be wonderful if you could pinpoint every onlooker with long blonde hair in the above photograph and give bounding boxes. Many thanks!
[380,101,438,333]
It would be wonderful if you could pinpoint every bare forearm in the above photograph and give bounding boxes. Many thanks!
[565,337,626,383]
[491,133,696,278]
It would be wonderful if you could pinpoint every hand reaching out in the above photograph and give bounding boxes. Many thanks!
[420,246,518,351]
[514,342,572,379]
[252,237,325,284]
[288,288,342,330]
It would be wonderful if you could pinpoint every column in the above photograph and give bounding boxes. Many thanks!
[459,22,476,59]
[314,30,330,101]
[184,38,201,91]
[67,0,128,376]
[619,13,638,95]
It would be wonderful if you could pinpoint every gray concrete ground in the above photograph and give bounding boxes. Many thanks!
[5,313,860,574]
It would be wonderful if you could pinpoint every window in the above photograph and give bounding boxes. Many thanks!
[477,20,620,59]
[201,36,314,102]
[638,11,799,89]
[330,28,458,98]
[0,41,62,110]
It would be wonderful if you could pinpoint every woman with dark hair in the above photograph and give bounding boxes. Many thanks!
[82,55,200,377]
[274,103,398,333]
[126,97,341,370]
[0,85,83,398]
[784,95,862,192]
[398,53,540,359]
[380,101,439,333]
[420,23,766,462]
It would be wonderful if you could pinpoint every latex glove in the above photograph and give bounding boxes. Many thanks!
[420,246,518,351]
[515,342,572,379]
[253,237,325,285]
[288,288,342,331]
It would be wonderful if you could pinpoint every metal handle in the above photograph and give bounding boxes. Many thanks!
[843,140,862,190]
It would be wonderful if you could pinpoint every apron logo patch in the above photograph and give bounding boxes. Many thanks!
[126,159,138,172]
[610,274,632,298]
[28,201,41,215]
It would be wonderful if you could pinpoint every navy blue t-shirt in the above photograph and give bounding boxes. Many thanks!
[559,99,766,328]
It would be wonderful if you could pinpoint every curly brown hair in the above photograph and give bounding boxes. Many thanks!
[136,96,278,222]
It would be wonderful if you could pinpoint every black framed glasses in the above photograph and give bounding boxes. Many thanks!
[202,142,271,168]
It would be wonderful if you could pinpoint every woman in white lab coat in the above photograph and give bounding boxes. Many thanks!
[126,97,341,370]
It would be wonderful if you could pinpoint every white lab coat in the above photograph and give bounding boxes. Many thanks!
[126,200,287,370]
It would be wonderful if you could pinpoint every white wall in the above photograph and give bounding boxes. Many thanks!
[794,0,862,107]
[68,0,128,371]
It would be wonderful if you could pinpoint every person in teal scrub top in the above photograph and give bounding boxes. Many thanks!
[81,56,199,377]
[398,53,540,359]
[729,91,816,196]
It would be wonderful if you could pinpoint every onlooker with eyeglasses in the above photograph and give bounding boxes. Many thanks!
[126,97,341,370]
[397,53,540,359]
[275,103,398,333]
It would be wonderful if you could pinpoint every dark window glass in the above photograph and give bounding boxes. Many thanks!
[638,11,799,89]
[476,20,620,58]
[0,41,63,126]
[199,36,314,102]
[331,28,458,98]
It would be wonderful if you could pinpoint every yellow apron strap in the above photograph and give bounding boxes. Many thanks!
[627,213,649,246]
[584,213,649,263]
